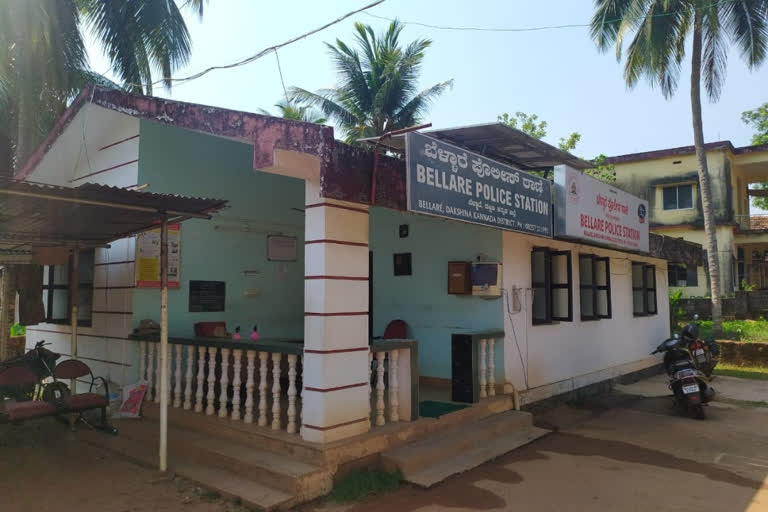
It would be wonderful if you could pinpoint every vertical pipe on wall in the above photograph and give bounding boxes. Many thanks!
[159,217,169,472]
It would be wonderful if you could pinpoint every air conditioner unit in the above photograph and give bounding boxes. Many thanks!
[471,262,502,297]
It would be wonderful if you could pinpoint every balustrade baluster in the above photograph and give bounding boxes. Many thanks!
[205,347,217,416]
[173,344,183,408]
[488,339,496,397]
[231,349,242,421]
[287,354,297,434]
[184,345,194,410]
[194,346,206,413]
[244,351,256,423]
[258,352,268,427]
[375,351,386,426]
[218,348,230,418]
[271,353,282,430]
[389,349,399,422]
[479,339,488,399]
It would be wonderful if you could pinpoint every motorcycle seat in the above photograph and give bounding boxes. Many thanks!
[4,400,56,421]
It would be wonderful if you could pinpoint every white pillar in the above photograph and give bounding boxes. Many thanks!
[194,346,206,413]
[258,351,268,427]
[375,351,386,427]
[218,347,230,418]
[271,352,282,430]
[173,344,183,408]
[389,349,399,422]
[287,354,298,434]
[488,339,496,397]
[205,347,217,416]
[479,339,488,399]
[301,181,371,443]
[183,345,194,410]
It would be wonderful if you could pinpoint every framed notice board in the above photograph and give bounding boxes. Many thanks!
[189,280,226,312]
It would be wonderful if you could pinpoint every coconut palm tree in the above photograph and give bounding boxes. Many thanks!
[591,0,768,336]
[258,98,327,124]
[290,20,453,144]
[0,0,204,175]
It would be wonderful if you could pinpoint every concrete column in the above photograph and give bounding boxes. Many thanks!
[301,181,371,443]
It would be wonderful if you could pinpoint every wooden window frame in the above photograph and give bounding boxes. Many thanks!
[632,262,657,317]
[42,249,95,327]
[579,254,612,321]
[532,248,572,325]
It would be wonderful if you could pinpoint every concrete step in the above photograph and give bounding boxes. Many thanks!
[181,462,292,511]
[83,418,327,510]
[383,410,535,475]
[141,403,325,465]
[404,427,550,488]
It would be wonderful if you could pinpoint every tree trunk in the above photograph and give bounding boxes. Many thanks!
[691,14,723,337]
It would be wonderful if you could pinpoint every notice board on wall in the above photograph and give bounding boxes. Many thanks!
[189,280,226,312]
[135,223,181,288]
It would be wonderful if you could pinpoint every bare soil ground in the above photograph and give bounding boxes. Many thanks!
[0,419,248,512]
[2,377,767,512]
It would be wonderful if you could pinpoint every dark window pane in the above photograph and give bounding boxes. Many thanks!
[596,289,609,317]
[552,288,569,319]
[580,256,593,285]
[595,259,608,287]
[633,290,645,314]
[580,288,594,318]
[533,287,547,321]
[551,253,569,285]
[686,264,698,286]
[647,291,657,314]
[632,263,643,288]
[532,251,546,283]
[645,266,656,290]
[677,184,693,209]
[663,187,678,210]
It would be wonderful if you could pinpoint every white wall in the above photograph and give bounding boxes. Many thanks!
[502,232,670,400]
[25,117,140,388]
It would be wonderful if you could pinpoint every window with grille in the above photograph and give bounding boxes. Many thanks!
[532,248,572,324]
[579,254,611,320]
[42,249,95,326]
[632,263,657,316]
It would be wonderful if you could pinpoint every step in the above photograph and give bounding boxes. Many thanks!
[403,426,550,488]
[82,420,318,510]
[141,403,325,465]
[181,462,292,511]
[111,417,330,496]
[382,410,534,475]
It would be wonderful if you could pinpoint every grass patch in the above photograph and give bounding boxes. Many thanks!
[331,470,401,503]
[713,363,768,381]
[696,319,768,342]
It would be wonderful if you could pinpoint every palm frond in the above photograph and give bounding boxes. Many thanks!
[395,80,454,127]
[288,87,359,128]
[183,0,207,19]
[702,5,728,102]
[721,0,768,68]
[590,0,647,58]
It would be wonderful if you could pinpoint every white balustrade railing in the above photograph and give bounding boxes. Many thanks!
[136,339,303,436]
[369,341,417,428]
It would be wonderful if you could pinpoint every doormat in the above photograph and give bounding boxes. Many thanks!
[419,400,469,418]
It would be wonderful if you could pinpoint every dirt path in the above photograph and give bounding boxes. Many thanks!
[0,420,246,512]
[306,392,768,512]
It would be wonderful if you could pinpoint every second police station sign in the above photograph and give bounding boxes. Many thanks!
[405,131,552,237]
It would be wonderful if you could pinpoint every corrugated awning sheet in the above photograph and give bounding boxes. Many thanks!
[0,179,227,251]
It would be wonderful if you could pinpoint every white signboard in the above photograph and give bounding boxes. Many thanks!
[554,165,649,253]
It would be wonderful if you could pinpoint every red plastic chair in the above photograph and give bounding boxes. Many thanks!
[382,319,408,340]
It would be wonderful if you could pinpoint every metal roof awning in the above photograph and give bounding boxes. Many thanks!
[360,122,592,171]
[0,179,228,254]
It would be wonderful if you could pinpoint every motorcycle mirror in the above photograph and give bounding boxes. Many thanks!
[693,314,699,321]
[674,333,680,339]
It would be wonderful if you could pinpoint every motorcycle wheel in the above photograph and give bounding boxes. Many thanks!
[688,404,706,420]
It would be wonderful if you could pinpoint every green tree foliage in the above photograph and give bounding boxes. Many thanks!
[743,102,768,210]
[742,103,768,145]
[258,98,327,124]
[0,0,205,174]
[291,20,453,144]
[496,111,613,182]
[591,0,768,337]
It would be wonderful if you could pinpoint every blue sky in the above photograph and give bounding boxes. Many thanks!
[85,0,767,159]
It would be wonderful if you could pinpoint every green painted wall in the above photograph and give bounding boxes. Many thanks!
[133,120,305,338]
[370,208,504,379]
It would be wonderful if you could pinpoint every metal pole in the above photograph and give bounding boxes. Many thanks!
[159,217,169,472]
[70,249,79,391]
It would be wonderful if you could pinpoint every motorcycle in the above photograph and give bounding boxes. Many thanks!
[677,314,720,377]
[652,335,715,419]
[0,340,60,400]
